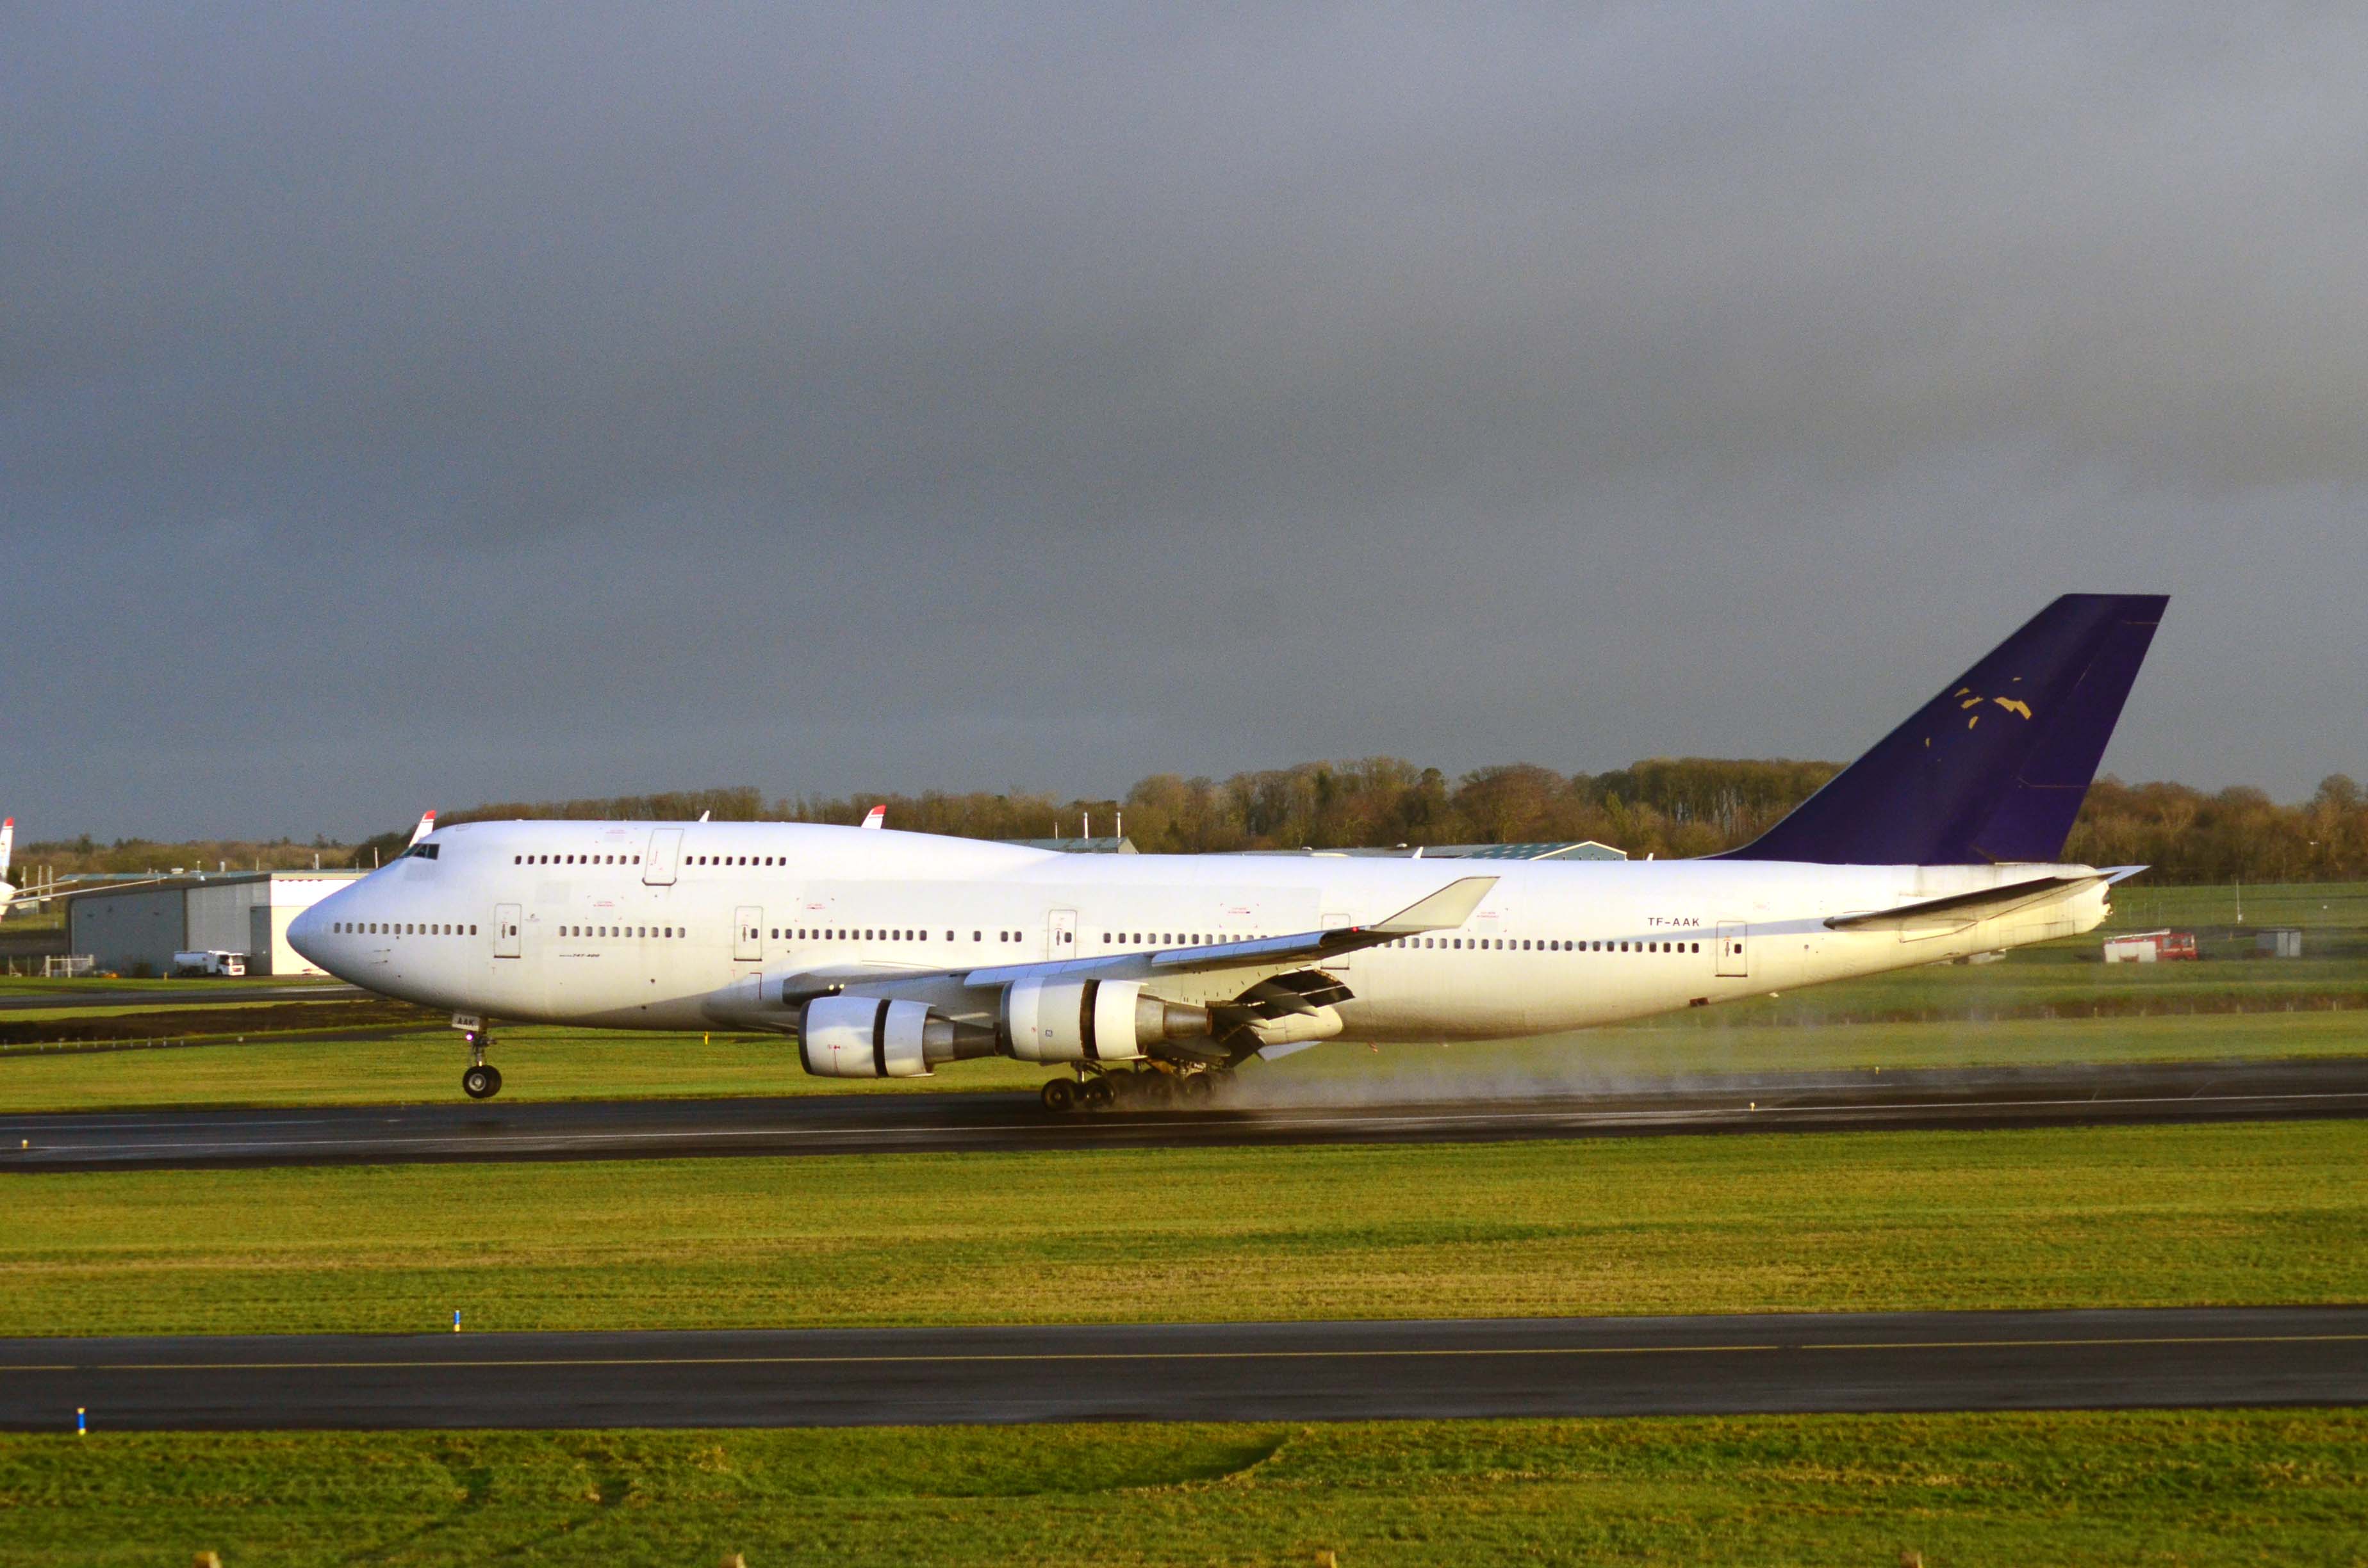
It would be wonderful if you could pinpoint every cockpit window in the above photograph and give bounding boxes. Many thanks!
[402,844,440,860]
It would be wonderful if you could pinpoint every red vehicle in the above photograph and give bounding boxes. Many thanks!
[2102,929,2198,963]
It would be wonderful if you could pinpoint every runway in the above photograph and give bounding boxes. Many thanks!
[0,983,365,1013]
[5,1057,2365,1172]
[4,1307,2361,1430]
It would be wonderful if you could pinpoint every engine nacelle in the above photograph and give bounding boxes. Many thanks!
[1001,977,1211,1063]
[798,995,996,1079]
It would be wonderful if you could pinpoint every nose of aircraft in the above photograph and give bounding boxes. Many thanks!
[288,901,328,967]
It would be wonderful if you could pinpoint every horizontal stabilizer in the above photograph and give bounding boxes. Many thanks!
[1824,873,2106,933]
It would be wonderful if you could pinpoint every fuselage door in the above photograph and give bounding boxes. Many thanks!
[644,828,680,885]
[1714,922,1749,978]
[494,903,522,959]
[1321,911,1353,970]
[734,905,763,964]
[1047,908,1076,960]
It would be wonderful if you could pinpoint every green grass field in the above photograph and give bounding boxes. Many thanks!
[2,881,2358,1562]
[1,878,2360,1112]
[3,1410,2362,1566]
[5,1001,2362,1113]
[9,1120,2362,1338]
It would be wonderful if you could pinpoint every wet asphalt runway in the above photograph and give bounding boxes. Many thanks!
[0,983,365,1012]
[4,1058,2364,1172]
[4,1307,2360,1430]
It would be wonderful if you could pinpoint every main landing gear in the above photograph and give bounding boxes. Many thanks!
[1039,1065,1221,1113]
[462,1027,504,1100]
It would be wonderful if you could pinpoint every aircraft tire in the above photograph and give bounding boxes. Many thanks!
[1039,1078,1078,1113]
[463,1065,502,1100]
[1081,1077,1115,1111]
[1180,1073,1215,1104]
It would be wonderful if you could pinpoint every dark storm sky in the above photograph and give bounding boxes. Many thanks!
[6,5,2364,840]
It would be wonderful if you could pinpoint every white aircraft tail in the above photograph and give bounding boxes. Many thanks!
[860,804,885,830]
[407,810,437,848]
[0,817,12,879]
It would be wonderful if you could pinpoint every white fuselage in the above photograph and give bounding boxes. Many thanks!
[288,819,2113,1047]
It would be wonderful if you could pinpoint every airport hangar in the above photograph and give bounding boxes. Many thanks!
[65,870,362,977]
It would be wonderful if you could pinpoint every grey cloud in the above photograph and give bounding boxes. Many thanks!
[3,4,2362,837]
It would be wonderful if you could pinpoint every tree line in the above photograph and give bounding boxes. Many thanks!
[361,760,2368,884]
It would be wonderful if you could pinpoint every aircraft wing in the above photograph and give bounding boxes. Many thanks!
[750,876,1496,1065]
[768,960,943,1006]
[957,876,1497,988]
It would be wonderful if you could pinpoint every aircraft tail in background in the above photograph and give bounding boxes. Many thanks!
[1721,593,2168,865]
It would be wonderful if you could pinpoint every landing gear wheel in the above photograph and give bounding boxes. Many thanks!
[1142,1074,1180,1109]
[463,1064,503,1100]
[1180,1073,1216,1104]
[1081,1076,1115,1111]
[1040,1078,1078,1113]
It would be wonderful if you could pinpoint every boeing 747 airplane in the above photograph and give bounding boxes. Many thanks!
[290,594,2166,1107]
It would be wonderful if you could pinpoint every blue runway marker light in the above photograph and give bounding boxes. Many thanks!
[76,1407,85,1435]
[453,1309,462,1333]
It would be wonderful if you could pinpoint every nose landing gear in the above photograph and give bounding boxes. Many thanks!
[461,1028,503,1100]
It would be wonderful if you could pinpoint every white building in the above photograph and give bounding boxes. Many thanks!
[67,870,365,977]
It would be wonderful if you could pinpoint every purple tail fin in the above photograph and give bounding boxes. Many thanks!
[1720,594,2167,865]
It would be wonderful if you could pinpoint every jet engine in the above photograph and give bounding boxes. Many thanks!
[1001,976,1212,1063]
[798,995,996,1079]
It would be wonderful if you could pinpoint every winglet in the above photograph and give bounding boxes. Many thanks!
[1369,876,1497,934]
[407,810,436,848]
[861,804,886,830]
